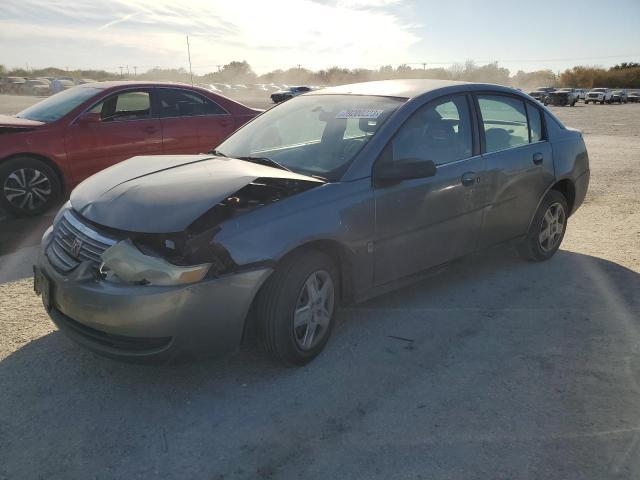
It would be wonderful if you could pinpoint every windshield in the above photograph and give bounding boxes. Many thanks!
[16,86,101,122]
[215,94,404,180]
[591,88,607,92]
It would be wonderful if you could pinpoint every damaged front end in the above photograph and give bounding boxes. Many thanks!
[49,175,321,287]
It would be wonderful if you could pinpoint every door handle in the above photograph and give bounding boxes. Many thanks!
[461,171,479,187]
[143,126,158,134]
[533,152,544,165]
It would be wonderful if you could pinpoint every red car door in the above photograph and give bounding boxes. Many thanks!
[65,89,162,183]
[156,88,236,154]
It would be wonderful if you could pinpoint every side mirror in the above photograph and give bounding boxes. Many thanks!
[374,159,437,184]
[76,112,101,126]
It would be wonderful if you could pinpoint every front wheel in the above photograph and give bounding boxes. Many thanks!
[254,250,338,366]
[0,156,62,216]
[517,190,568,262]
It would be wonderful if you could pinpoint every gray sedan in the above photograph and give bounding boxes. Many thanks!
[34,79,590,365]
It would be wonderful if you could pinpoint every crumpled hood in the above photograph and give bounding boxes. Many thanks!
[0,114,45,128]
[70,155,322,233]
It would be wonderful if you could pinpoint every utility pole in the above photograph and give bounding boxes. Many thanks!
[126,65,130,76]
[133,66,137,77]
[422,62,427,70]
[186,35,194,86]
[118,66,124,78]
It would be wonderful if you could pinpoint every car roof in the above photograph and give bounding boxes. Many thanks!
[75,80,201,90]
[308,79,472,99]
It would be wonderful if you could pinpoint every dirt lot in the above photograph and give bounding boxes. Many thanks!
[0,96,639,479]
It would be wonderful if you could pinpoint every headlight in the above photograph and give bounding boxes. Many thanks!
[100,239,211,286]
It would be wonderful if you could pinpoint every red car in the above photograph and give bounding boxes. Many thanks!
[0,81,260,216]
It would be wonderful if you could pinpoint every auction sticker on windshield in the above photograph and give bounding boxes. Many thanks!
[336,109,384,119]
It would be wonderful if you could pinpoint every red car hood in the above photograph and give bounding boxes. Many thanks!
[0,115,45,128]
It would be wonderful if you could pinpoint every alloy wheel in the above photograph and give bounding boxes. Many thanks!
[3,168,52,211]
[293,270,335,351]
[539,202,566,252]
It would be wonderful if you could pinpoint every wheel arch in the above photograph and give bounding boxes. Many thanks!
[526,178,577,233]
[550,178,576,215]
[275,239,355,303]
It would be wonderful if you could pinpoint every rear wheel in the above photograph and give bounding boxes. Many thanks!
[0,156,62,216]
[254,249,338,366]
[517,190,568,262]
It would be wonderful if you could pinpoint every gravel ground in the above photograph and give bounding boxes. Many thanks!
[0,98,639,479]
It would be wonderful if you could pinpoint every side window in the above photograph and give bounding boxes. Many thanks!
[157,89,226,117]
[390,95,473,166]
[477,95,529,153]
[526,103,544,142]
[91,91,151,121]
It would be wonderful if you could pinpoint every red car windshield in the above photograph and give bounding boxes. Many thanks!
[16,86,101,123]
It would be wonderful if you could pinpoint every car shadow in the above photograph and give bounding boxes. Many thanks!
[1,248,639,479]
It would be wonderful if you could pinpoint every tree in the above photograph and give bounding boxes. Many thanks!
[217,61,256,83]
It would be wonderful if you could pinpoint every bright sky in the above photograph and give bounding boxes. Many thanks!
[1,0,639,74]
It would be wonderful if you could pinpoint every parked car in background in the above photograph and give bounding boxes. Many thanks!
[610,90,628,104]
[76,78,97,85]
[21,78,51,96]
[271,85,313,103]
[0,81,261,216]
[528,87,555,103]
[628,90,640,103]
[204,83,223,93]
[0,76,27,94]
[50,78,76,94]
[544,88,579,106]
[34,79,589,365]
[584,88,613,104]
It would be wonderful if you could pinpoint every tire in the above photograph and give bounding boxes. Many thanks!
[253,249,339,366]
[517,190,568,262]
[584,100,589,104]
[601,100,605,105]
[0,156,62,216]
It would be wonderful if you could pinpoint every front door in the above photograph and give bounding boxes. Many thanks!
[373,94,486,285]
[65,89,162,183]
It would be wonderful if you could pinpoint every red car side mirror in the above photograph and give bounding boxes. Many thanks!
[76,112,101,126]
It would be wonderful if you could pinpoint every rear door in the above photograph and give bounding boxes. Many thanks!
[155,88,236,154]
[65,89,162,182]
[474,94,555,248]
[373,94,486,285]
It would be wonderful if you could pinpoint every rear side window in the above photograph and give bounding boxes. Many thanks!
[157,89,226,117]
[526,103,544,142]
[477,95,529,153]
[390,95,473,166]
